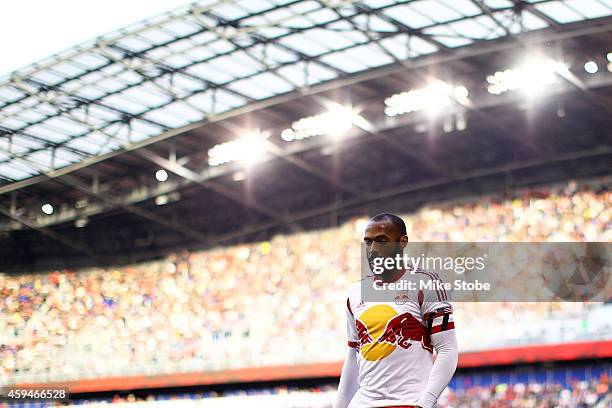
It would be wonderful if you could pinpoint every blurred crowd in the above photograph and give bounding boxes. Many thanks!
[70,384,338,406]
[440,377,610,408]
[0,378,608,407]
[1,179,610,383]
[405,180,610,242]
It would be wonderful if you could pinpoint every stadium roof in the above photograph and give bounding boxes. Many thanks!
[1,0,611,271]
[1,0,611,182]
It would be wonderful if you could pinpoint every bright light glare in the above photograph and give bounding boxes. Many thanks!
[384,82,467,117]
[486,60,567,96]
[281,107,355,141]
[456,111,467,131]
[155,192,180,205]
[232,171,246,181]
[75,217,88,228]
[208,136,266,166]
[454,86,469,99]
[155,195,169,206]
[607,52,612,62]
[281,129,295,142]
[155,169,168,182]
[584,61,598,74]
[41,203,54,215]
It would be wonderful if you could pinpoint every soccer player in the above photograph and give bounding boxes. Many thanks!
[334,213,458,408]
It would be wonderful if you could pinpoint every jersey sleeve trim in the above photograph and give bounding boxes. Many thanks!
[426,307,455,335]
[431,321,455,334]
[415,270,448,301]
[347,297,353,316]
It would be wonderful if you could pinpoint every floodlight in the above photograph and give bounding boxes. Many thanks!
[208,135,267,167]
[384,82,468,117]
[584,61,598,74]
[155,169,169,182]
[486,59,567,96]
[42,203,54,215]
[281,107,355,141]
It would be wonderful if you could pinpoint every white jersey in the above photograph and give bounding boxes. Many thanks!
[345,269,454,408]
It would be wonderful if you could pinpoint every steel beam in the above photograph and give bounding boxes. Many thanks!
[135,148,295,224]
[205,146,612,247]
[0,205,97,258]
[2,72,611,232]
[58,174,210,242]
[2,17,611,195]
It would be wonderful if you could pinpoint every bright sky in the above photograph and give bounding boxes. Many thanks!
[0,0,193,76]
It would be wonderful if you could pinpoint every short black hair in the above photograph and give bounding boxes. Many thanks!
[369,213,407,237]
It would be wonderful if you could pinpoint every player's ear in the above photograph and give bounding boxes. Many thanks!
[399,234,408,250]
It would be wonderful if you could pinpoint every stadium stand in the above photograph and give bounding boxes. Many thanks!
[1,363,609,407]
[441,379,610,408]
[1,179,610,384]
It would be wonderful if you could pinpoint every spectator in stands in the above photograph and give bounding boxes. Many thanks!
[0,180,610,382]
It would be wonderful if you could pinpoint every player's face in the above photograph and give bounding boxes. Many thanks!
[363,220,407,272]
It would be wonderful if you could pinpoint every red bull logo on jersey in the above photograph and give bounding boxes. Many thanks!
[378,312,424,349]
[356,304,428,361]
[355,318,374,349]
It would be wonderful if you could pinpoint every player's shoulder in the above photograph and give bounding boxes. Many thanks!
[346,279,362,299]
[410,268,453,305]
[345,275,373,303]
